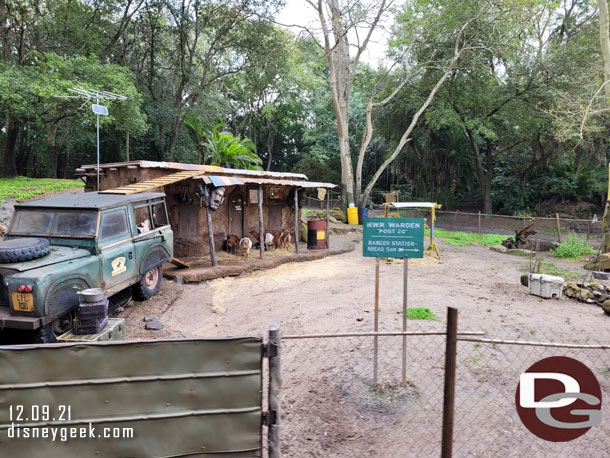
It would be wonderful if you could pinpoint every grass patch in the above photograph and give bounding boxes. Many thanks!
[407,307,438,321]
[426,228,508,247]
[520,261,581,281]
[553,233,595,258]
[0,177,83,204]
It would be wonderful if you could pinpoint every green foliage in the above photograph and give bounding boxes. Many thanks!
[0,178,83,204]
[553,233,595,258]
[203,123,262,170]
[427,228,508,247]
[520,262,581,281]
[407,307,438,321]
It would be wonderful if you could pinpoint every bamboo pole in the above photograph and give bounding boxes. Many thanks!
[258,185,264,259]
[556,213,561,243]
[441,307,458,458]
[294,188,299,254]
[282,330,486,339]
[325,189,330,249]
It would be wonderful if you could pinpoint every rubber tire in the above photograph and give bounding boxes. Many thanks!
[32,323,58,344]
[0,238,50,263]
[133,266,162,301]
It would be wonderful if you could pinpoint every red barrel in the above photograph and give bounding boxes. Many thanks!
[307,220,327,250]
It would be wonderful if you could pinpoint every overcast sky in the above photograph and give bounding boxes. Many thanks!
[275,1,391,67]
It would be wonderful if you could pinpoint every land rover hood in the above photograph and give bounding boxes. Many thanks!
[0,246,91,272]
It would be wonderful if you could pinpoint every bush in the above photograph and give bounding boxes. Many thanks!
[407,307,438,321]
[553,233,595,258]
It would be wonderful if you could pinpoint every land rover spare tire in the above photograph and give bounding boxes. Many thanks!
[0,238,50,263]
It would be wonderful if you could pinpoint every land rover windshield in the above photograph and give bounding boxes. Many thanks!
[10,209,98,238]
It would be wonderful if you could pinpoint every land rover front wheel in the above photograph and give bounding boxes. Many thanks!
[133,266,162,301]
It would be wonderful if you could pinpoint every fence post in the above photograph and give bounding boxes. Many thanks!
[373,258,380,387]
[450,210,459,232]
[268,323,281,458]
[586,218,592,241]
[441,307,458,458]
[477,211,481,235]
[555,213,561,243]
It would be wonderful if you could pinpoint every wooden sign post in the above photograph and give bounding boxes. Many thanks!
[363,217,424,386]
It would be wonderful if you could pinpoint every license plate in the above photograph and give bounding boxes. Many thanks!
[12,293,34,312]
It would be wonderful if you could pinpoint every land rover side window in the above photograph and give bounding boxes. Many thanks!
[11,210,54,234]
[100,209,129,242]
[151,202,168,228]
[52,211,97,237]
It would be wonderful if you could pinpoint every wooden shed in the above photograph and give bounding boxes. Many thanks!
[75,161,336,264]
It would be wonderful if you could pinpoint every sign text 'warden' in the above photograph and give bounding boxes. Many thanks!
[362,217,425,258]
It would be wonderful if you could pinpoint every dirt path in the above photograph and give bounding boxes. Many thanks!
[121,234,609,342]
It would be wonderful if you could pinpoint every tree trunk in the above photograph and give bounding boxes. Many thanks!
[266,120,274,171]
[3,115,19,178]
[125,129,130,162]
[465,127,492,214]
[598,0,610,98]
[168,114,182,161]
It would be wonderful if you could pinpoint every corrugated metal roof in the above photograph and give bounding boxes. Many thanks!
[198,175,336,189]
[16,192,166,210]
[100,170,203,195]
[76,160,308,180]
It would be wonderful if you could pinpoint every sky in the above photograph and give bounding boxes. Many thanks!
[275,0,392,67]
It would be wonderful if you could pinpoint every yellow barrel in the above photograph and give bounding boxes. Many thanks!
[347,207,359,225]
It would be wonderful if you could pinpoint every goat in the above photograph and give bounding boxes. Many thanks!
[280,229,291,249]
[240,237,253,258]
[249,230,261,248]
[137,219,151,234]
[264,232,277,250]
[224,234,240,254]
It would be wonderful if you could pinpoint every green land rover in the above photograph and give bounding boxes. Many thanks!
[0,192,173,343]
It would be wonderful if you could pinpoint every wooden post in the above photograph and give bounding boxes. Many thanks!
[522,214,526,229]
[450,210,459,232]
[441,307,458,458]
[477,211,481,235]
[556,213,561,243]
[294,188,299,254]
[586,218,592,241]
[401,258,408,387]
[373,258,380,387]
[204,185,217,267]
[325,188,330,250]
[258,185,264,259]
[268,323,281,458]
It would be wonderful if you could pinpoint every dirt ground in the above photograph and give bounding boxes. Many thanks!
[121,232,608,341]
[116,230,610,458]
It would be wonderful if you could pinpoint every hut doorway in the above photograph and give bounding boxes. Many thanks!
[229,191,245,237]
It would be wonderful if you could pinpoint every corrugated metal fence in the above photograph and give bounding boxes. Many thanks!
[0,337,273,458]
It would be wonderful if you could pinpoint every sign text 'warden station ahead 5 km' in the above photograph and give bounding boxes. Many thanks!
[363,217,425,258]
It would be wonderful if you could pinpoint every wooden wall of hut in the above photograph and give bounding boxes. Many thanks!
[166,181,300,258]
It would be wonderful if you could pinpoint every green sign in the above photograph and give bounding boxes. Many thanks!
[362,217,425,258]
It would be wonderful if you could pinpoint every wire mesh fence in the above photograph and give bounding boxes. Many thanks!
[386,208,602,244]
[281,331,447,457]
[454,337,610,457]
[278,328,610,457]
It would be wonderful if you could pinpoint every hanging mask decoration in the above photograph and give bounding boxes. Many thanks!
[209,186,226,210]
